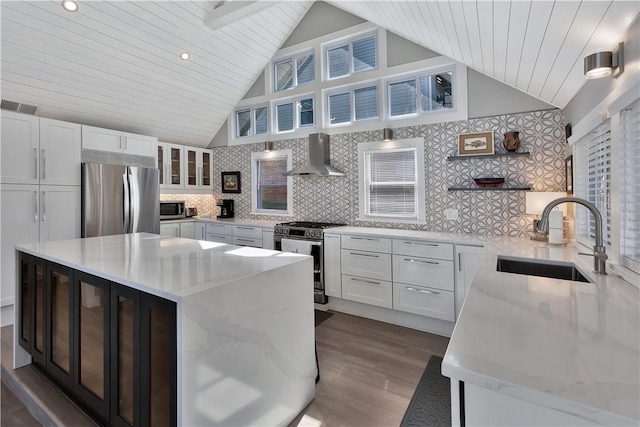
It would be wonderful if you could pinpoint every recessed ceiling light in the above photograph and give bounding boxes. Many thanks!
[180,52,190,60]
[61,0,78,12]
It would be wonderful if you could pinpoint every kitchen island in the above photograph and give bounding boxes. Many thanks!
[14,233,315,426]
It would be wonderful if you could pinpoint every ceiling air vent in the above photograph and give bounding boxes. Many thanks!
[1,99,38,115]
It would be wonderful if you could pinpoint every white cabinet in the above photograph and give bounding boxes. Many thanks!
[158,142,184,189]
[392,283,455,321]
[180,222,195,239]
[159,223,179,237]
[341,235,391,253]
[341,249,392,281]
[342,275,393,309]
[454,245,483,319]
[392,240,453,260]
[392,256,454,291]
[1,113,81,186]
[262,230,274,250]
[195,222,206,241]
[324,233,341,298]
[1,184,80,307]
[184,147,213,190]
[205,222,233,244]
[82,125,157,158]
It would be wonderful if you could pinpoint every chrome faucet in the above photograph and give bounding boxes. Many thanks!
[536,197,607,275]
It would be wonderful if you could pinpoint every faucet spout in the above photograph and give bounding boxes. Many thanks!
[536,197,607,275]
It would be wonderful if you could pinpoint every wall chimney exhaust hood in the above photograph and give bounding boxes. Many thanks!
[284,133,345,176]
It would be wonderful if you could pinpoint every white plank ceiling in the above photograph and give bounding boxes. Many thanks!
[1,1,638,147]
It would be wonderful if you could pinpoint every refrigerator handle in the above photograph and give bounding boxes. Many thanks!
[123,170,131,233]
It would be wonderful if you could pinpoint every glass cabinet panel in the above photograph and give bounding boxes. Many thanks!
[157,146,165,185]
[170,147,181,185]
[20,256,30,345]
[187,149,196,186]
[118,295,135,425]
[51,270,71,373]
[79,282,105,399]
[34,261,45,355]
[150,308,171,427]
[202,152,211,187]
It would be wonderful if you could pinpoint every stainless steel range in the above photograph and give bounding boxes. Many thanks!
[274,221,345,304]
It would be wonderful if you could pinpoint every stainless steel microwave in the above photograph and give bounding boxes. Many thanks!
[160,201,185,220]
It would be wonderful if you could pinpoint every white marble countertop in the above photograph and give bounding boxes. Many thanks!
[160,217,280,230]
[14,233,308,302]
[441,238,639,425]
[325,225,485,246]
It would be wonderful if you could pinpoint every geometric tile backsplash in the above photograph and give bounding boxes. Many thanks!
[213,109,566,237]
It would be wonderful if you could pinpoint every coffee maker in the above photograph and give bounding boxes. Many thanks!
[217,199,234,218]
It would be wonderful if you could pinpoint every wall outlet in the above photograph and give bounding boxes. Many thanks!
[444,208,459,221]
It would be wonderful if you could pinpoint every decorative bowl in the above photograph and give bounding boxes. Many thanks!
[474,177,505,188]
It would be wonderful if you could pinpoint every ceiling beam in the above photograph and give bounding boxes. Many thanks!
[205,1,278,31]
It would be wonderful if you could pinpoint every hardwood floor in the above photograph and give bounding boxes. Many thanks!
[290,311,450,427]
[1,382,40,426]
[2,311,449,427]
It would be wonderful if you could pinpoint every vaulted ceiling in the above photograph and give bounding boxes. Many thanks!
[1,1,638,148]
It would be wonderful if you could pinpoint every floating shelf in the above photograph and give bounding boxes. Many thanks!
[446,151,531,161]
[448,186,533,192]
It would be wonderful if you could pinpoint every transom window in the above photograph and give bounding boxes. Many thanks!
[235,106,268,138]
[275,97,315,133]
[326,34,377,80]
[274,52,315,92]
[327,84,379,126]
[388,71,453,118]
[251,150,293,215]
[358,138,425,222]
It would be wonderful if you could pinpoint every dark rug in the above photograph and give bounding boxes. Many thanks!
[314,310,333,327]
[400,356,451,427]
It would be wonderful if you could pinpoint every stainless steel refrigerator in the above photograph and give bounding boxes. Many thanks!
[82,163,160,237]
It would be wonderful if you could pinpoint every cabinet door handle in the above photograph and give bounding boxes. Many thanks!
[458,253,462,272]
[404,258,439,265]
[237,226,255,230]
[41,149,46,179]
[119,135,122,149]
[41,191,46,221]
[33,191,38,221]
[201,228,205,239]
[404,241,438,246]
[34,148,38,179]
[352,277,380,285]
[350,252,379,258]
[236,238,254,242]
[351,236,379,241]
[124,136,128,150]
[405,286,440,295]
[325,235,339,239]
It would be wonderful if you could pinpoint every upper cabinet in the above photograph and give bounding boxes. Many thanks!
[158,142,184,189]
[184,147,213,190]
[1,112,81,186]
[82,125,157,158]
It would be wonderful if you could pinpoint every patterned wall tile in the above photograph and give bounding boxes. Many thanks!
[211,109,566,237]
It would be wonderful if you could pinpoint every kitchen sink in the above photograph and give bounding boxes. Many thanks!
[496,257,591,283]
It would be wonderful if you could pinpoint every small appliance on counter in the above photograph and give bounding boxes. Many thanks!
[160,200,185,220]
[185,207,197,217]
[217,199,234,218]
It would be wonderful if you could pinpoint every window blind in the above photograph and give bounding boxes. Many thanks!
[296,54,314,85]
[329,93,350,124]
[620,99,640,273]
[389,80,417,116]
[277,103,294,132]
[365,148,417,218]
[352,36,376,72]
[574,122,612,247]
[254,107,268,135]
[328,45,349,79]
[354,86,378,120]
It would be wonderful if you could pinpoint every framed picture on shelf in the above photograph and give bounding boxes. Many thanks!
[221,171,241,193]
[458,132,494,156]
[565,156,573,194]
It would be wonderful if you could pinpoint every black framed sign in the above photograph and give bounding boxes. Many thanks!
[221,171,241,193]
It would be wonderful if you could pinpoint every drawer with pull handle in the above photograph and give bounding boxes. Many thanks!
[392,255,454,291]
[206,233,232,244]
[233,225,263,239]
[341,234,391,253]
[341,249,392,281]
[342,274,392,309]
[205,222,232,235]
[392,283,455,321]
[392,239,454,260]
[233,236,263,247]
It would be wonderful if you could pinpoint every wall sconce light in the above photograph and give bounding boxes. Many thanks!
[526,192,567,241]
[264,141,273,152]
[584,43,624,79]
[383,128,393,141]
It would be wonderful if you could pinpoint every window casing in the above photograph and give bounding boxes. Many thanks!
[620,99,640,274]
[273,51,315,92]
[326,33,377,80]
[574,122,612,247]
[326,84,379,127]
[251,150,293,215]
[358,138,425,222]
[274,96,315,133]
[235,106,268,138]
[387,70,454,118]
